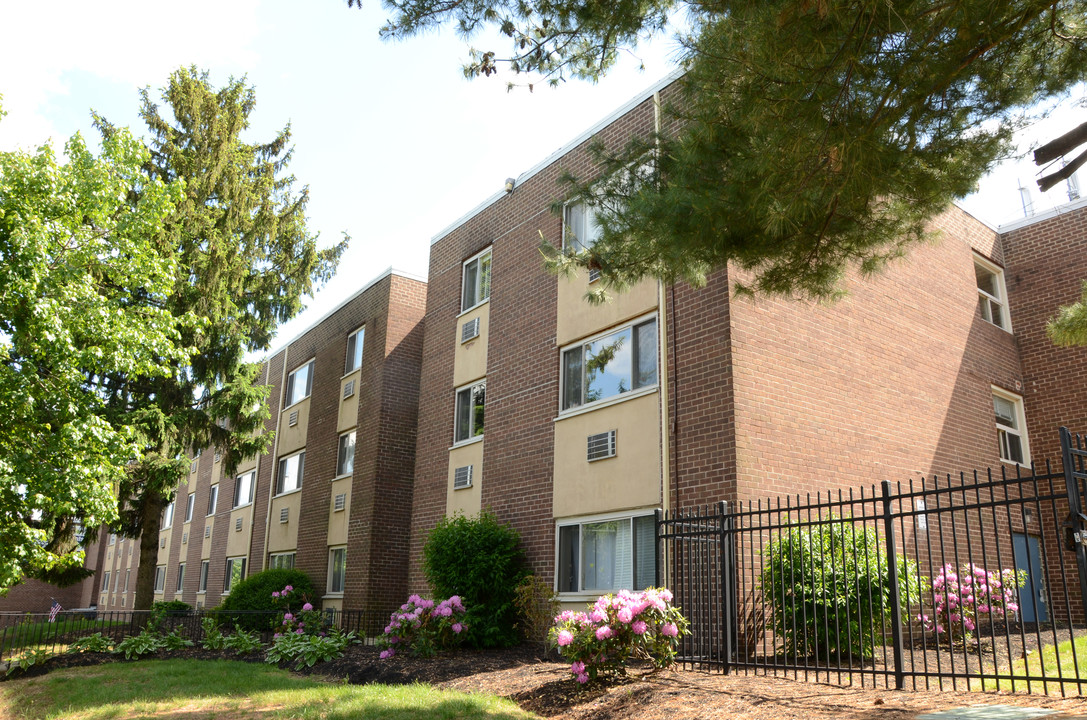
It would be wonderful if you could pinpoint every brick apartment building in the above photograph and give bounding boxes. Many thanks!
[3,76,1085,620]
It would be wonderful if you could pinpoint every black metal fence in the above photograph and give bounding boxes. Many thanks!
[0,607,386,665]
[658,428,1087,695]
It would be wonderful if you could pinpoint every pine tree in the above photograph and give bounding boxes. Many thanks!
[368,0,1087,299]
[96,68,346,611]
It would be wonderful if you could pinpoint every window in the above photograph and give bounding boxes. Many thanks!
[102,571,111,595]
[461,248,492,311]
[276,452,305,495]
[224,557,246,593]
[994,389,1029,465]
[345,327,365,374]
[285,359,314,407]
[176,563,186,593]
[563,201,602,254]
[162,501,175,529]
[337,432,356,477]
[198,561,209,593]
[561,317,658,412]
[556,514,656,594]
[328,547,347,594]
[108,533,116,545]
[975,256,1010,330]
[185,493,195,523]
[207,485,219,516]
[154,566,166,594]
[233,471,255,508]
[269,552,296,570]
[123,569,130,594]
[454,380,486,443]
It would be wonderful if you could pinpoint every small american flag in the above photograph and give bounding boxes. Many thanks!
[48,600,62,623]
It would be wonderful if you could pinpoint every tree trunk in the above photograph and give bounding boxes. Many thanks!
[132,491,165,612]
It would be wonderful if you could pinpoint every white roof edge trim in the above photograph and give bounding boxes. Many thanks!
[430,66,686,247]
[950,200,999,233]
[995,195,1087,234]
[263,267,426,361]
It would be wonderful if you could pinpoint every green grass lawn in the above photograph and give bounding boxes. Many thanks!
[0,659,541,720]
[980,634,1087,693]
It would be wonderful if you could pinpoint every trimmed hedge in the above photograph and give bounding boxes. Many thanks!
[213,568,316,631]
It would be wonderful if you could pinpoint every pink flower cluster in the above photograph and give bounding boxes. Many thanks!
[378,594,467,659]
[549,587,686,683]
[271,584,326,640]
[918,563,1023,639]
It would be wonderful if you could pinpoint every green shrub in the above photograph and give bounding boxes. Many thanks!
[761,516,926,660]
[200,617,228,650]
[422,511,527,648]
[213,568,316,631]
[514,575,559,647]
[67,632,113,654]
[149,600,192,631]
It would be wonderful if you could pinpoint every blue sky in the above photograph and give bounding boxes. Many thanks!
[1,1,1083,349]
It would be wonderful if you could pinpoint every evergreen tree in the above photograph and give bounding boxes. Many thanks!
[96,68,346,611]
[365,0,1087,299]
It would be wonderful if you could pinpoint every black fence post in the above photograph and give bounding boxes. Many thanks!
[655,508,663,589]
[718,500,733,674]
[881,479,905,690]
[1059,426,1087,612]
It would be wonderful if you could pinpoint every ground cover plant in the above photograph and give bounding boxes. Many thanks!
[0,659,538,720]
[264,582,358,669]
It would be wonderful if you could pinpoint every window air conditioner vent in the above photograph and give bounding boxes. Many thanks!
[235,517,243,532]
[182,533,188,545]
[587,430,617,462]
[280,507,289,524]
[204,525,211,538]
[288,410,298,427]
[453,465,473,489]
[461,317,480,343]
[343,380,355,399]
[334,493,347,511]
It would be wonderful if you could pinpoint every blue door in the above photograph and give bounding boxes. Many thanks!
[1012,533,1048,623]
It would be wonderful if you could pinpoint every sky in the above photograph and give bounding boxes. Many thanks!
[1,1,1084,350]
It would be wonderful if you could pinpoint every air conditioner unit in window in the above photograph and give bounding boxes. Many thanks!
[453,465,473,489]
[235,517,243,532]
[280,507,289,523]
[205,525,211,538]
[159,537,166,548]
[588,267,601,283]
[461,317,480,343]
[182,533,188,544]
[288,410,298,427]
[343,380,355,399]
[587,430,617,462]
[334,493,346,511]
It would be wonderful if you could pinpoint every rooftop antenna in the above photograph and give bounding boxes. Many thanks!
[1018,180,1035,218]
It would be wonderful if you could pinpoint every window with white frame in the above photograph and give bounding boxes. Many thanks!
[198,560,209,593]
[124,569,130,594]
[337,431,356,477]
[224,556,246,593]
[345,326,365,374]
[285,359,315,407]
[108,533,116,545]
[563,201,603,254]
[185,493,195,523]
[234,471,255,508]
[176,563,186,593]
[561,316,658,412]
[154,566,166,594]
[162,501,175,529]
[276,451,305,495]
[328,547,347,594]
[207,484,219,516]
[102,571,111,595]
[993,389,1029,465]
[975,256,1010,330]
[556,513,657,594]
[269,552,296,570]
[461,248,492,312]
[454,380,486,443]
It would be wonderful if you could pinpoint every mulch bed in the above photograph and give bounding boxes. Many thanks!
[10,643,1087,719]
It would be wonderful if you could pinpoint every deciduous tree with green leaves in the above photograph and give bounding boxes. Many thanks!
[94,68,346,611]
[0,104,188,591]
[361,0,1086,299]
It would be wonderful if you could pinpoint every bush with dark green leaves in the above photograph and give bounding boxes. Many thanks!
[149,600,191,631]
[761,517,926,660]
[213,568,316,631]
[423,511,527,648]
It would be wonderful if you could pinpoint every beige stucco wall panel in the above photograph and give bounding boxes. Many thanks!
[278,397,310,455]
[446,440,484,517]
[556,277,657,346]
[338,370,362,432]
[453,304,489,387]
[225,507,253,557]
[552,392,662,518]
[201,518,214,558]
[267,493,302,552]
[327,478,351,546]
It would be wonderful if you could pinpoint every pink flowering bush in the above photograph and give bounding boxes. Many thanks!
[266,584,357,669]
[548,587,690,684]
[918,563,1026,643]
[271,584,326,639]
[377,594,469,659]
